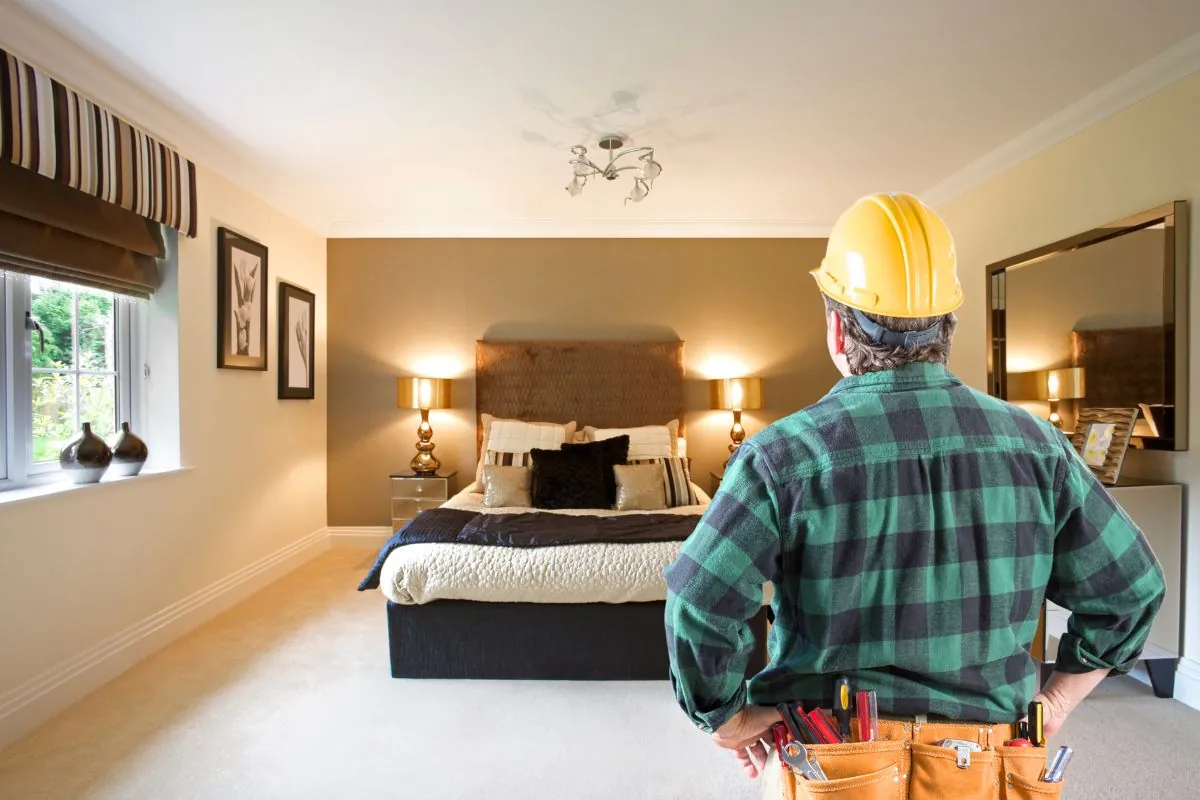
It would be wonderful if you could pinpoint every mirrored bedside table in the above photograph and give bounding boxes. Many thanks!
[389,471,457,531]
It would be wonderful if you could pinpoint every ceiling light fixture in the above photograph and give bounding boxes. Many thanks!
[565,134,662,204]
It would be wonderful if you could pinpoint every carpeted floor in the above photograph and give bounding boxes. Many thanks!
[0,549,1197,799]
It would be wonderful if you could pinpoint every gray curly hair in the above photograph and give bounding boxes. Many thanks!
[824,297,956,376]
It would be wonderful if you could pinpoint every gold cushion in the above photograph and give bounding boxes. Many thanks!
[482,464,532,508]
[614,464,667,511]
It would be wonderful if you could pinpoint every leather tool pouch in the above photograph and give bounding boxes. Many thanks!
[776,722,1065,800]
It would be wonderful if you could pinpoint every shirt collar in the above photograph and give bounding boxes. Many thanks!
[828,362,960,395]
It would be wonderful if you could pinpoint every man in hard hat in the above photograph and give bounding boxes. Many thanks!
[663,193,1165,792]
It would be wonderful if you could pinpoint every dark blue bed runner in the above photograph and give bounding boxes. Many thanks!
[357,508,697,591]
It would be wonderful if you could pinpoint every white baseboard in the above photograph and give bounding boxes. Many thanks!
[1173,657,1200,711]
[0,527,330,750]
[327,526,391,548]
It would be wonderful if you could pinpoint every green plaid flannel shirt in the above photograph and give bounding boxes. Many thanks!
[665,363,1165,731]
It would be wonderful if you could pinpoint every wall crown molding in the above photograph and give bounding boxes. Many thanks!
[923,31,1200,206]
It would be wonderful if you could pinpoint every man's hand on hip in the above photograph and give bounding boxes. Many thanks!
[711,706,781,779]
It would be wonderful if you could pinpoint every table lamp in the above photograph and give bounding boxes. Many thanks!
[710,377,763,465]
[398,377,452,475]
[1040,367,1085,429]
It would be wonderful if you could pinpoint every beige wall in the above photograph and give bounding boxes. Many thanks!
[938,70,1200,693]
[327,238,835,526]
[1004,229,1166,427]
[0,164,328,740]
[1006,229,1165,373]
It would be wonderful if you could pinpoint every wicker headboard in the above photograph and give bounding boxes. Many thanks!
[475,340,685,454]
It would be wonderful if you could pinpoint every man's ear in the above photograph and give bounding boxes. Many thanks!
[831,310,846,356]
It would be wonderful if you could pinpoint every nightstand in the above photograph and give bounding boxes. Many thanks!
[709,471,724,495]
[390,471,457,531]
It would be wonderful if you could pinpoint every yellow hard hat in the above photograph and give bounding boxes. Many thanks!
[812,192,963,318]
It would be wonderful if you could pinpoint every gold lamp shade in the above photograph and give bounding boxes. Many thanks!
[1006,367,1086,401]
[398,377,452,410]
[1042,367,1085,401]
[710,377,763,411]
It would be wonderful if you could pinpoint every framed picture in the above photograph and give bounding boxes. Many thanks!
[217,228,269,370]
[1070,407,1138,485]
[278,282,316,399]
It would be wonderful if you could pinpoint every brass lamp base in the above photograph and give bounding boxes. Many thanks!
[722,409,746,469]
[410,408,440,475]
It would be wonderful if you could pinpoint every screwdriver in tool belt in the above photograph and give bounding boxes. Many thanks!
[1029,701,1045,747]
[833,677,852,741]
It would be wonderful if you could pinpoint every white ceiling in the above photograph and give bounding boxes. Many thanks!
[15,0,1200,236]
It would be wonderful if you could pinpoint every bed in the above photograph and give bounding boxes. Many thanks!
[362,340,768,680]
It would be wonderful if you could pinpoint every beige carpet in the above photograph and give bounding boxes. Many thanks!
[0,549,1196,799]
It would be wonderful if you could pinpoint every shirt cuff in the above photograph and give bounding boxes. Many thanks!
[1054,632,1141,675]
[693,683,748,733]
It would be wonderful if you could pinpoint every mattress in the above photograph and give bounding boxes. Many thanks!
[377,484,710,605]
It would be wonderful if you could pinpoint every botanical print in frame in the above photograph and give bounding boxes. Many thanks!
[216,228,269,370]
[278,282,316,399]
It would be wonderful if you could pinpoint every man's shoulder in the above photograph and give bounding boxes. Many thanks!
[947,382,1072,446]
[739,398,846,473]
[745,378,1069,471]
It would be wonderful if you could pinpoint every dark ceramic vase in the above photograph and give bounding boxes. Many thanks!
[59,422,113,484]
[110,422,149,477]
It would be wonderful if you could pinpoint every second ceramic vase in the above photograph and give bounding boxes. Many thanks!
[110,422,149,477]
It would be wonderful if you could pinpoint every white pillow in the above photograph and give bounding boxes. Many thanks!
[585,419,679,461]
[476,414,576,484]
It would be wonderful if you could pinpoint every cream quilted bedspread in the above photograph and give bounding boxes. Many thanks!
[377,486,709,605]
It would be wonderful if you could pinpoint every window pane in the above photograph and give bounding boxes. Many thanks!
[78,288,116,371]
[30,278,75,369]
[80,374,117,441]
[32,372,76,464]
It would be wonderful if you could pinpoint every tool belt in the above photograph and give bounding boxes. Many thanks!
[764,719,1065,800]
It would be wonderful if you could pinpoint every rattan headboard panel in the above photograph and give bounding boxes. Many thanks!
[475,340,685,454]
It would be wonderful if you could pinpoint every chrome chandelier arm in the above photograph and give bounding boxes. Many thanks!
[613,146,654,160]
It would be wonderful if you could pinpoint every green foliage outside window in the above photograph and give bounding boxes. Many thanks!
[29,281,117,463]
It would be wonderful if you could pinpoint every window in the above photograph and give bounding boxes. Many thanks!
[2,274,142,488]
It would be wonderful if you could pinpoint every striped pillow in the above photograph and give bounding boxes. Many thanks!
[630,456,698,507]
[485,450,532,468]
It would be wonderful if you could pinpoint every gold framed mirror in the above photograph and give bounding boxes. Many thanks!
[985,201,1189,450]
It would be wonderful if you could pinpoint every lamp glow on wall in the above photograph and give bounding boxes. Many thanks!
[710,377,763,465]
[398,377,452,475]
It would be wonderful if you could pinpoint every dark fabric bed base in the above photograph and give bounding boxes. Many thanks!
[386,599,770,680]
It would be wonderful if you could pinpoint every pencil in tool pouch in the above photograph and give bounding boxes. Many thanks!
[806,708,843,744]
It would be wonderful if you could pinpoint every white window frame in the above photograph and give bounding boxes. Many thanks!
[1,274,144,490]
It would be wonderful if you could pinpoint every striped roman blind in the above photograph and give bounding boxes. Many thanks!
[0,48,197,238]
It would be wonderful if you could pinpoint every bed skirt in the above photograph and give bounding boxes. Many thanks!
[386,599,770,680]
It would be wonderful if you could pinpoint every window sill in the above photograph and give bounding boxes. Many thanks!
[0,466,193,508]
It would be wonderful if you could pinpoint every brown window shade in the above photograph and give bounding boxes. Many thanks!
[0,159,163,297]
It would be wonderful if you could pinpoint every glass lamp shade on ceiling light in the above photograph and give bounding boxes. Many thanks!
[627,179,649,203]
[566,176,585,196]
[641,158,662,180]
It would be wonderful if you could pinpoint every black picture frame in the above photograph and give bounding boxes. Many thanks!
[216,228,269,370]
[278,281,316,399]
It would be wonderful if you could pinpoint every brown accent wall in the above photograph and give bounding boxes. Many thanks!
[327,238,835,526]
